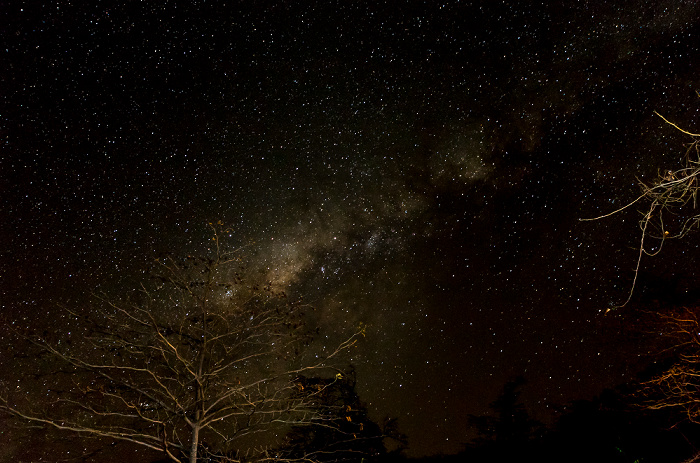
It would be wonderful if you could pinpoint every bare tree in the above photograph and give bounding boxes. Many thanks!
[635,305,700,422]
[1,226,362,463]
[583,108,700,308]
[632,304,700,463]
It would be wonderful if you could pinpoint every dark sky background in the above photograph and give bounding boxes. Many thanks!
[2,0,700,458]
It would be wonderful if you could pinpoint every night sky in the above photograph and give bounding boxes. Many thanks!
[3,0,700,458]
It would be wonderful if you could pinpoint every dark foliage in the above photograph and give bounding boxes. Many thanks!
[282,369,401,463]
[464,376,543,462]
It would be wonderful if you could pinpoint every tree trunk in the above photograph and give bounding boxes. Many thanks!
[189,423,200,463]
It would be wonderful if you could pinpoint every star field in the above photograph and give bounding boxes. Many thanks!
[2,0,700,458]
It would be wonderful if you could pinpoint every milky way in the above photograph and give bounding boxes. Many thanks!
[3,0,700,457]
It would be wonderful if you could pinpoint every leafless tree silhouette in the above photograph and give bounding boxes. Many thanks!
[1,225,362,463]
[636,305,700,423]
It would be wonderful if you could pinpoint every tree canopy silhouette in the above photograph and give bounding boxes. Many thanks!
[468,376,541,447]
[282,368,401,463]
